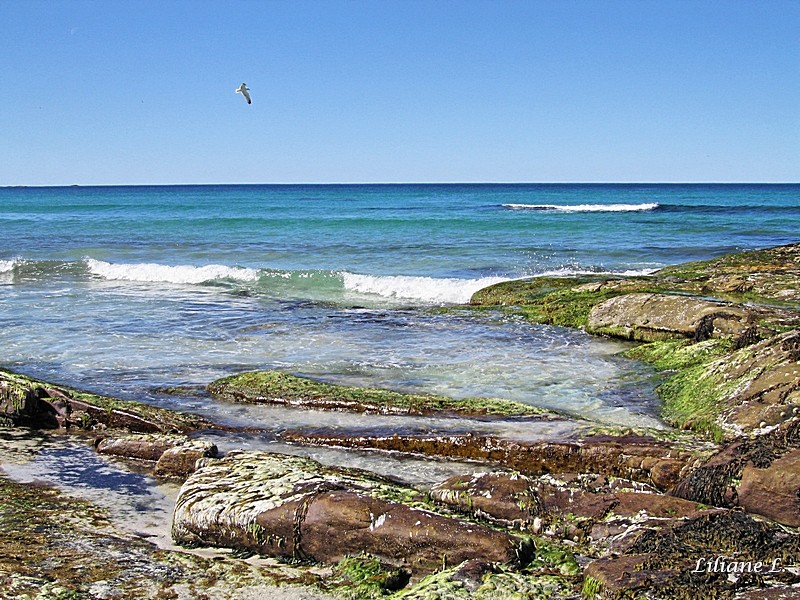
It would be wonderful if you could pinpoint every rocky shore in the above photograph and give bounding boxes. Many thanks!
[2,242,799,599]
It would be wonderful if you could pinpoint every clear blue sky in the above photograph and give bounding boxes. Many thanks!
[1,0,798,185]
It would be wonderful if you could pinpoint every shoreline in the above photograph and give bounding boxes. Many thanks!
[2,242,799,598]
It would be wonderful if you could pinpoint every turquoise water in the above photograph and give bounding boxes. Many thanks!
[1,184,798,435]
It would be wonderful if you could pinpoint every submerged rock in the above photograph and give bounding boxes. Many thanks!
[207,370,552,418]
[172,451,530,578]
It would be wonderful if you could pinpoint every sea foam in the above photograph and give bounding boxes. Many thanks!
[85,258,260,284]
[502,202,659,212]
[0,259,16,273]
[341,272,509,304]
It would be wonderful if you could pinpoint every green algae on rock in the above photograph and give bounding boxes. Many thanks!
[0,368,212,433]
[207,370,553,418]
[626,330,800,440]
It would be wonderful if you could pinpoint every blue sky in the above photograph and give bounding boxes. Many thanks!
[1,0,798,185]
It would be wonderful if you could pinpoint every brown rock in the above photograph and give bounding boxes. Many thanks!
[172,451,529,578]
[429,472,543,529]
[738,448,800,527]
[587,293,755,342]
[295,489,521,574]
[672,417,800,527]
[281,431,698,491]
[154,442,218,477]
[96,434,183,461]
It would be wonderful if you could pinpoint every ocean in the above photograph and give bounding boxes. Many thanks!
[1,183,799,495]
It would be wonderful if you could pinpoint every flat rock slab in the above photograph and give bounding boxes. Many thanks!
[207,370,552,418]
[281,430,701,491]
[172,451,528,577]
[587,293,757,342]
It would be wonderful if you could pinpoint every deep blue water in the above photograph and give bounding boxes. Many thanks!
[1,184,797,433]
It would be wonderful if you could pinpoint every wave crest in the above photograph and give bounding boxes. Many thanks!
[341,272,509,304]
[502,202,659,213]
[85,258,260,284]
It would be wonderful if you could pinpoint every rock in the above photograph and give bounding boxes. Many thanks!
[296,489,520,572]
[0,368,212,433]
[737,449,800,527]
[96,434,188,461]
[429,472,543,529]
[281,430,701,491]
[207,370,549,418]
[155,442,218,477]
[95,433,218,477]
[587,293,757,342]
[172,451,529,578]
[671,417,800,527]
[585,510,800,599]
[430,471,710,559]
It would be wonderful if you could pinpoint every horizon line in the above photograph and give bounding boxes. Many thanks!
[3,181,799,188]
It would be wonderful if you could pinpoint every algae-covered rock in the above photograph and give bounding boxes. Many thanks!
[172,451,530,577]
[430,471,543,530]
[655,242,800,304]
[0,368,212,433]
[671,416,800,527]
[207,369,552,417]
[585,510,800,600]
[630,330,800,439]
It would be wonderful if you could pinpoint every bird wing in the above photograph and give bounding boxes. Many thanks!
[242,88,251,104]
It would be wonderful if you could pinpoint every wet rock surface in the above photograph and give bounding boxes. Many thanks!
[207,369,553,418]
[281,430,702,491]
[94,432,219,477]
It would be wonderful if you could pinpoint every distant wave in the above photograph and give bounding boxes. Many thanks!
[502,202,659,213]
[341,272,509,304]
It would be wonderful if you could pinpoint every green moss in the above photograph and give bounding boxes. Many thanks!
[527,537,581,576]
[329,554,409,599]
[207,370,552,418]
[624,339,735,441]
[394,561,576,599]
[581,574,604,599]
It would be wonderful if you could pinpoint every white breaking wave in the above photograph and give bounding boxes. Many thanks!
[533,267,660,278]
[85,258,260,284]
[502,202,659,213]
[341,272,510,304]
[0,259,16,273]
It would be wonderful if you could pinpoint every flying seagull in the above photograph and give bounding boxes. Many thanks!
[235,83,251,105]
